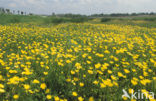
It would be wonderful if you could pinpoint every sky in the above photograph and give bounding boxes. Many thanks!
[0,0,156,15]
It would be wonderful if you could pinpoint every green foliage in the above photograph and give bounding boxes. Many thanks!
[44,17,66,24]
[70,17,90,23]
[0,14,45,25]
[44,17,91,24]
[51,17,67,24]
[101,18,112,22]
[143,17,156,21]
[0,23,155,101]
[1,14,156,28]
[9,16,21,23]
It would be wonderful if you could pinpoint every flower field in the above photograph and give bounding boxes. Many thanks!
[0,23,155,101]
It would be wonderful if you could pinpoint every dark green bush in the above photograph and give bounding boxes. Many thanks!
[70,17,89,23]
[51,18,66,24]
[44,17,68,24]
[44,17,90,24]
[101,18,112,22]
[9,16,21,23]
[143,18,156,21]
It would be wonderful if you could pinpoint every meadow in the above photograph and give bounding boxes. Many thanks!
[0,15,156,101]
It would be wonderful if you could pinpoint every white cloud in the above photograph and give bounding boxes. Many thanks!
[8,3,17,7]
[13,0,27,7]
[0,0,156,14]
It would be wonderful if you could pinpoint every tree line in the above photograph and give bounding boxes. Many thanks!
[0,7,31,15]
[51,12,156,18]
[1,7,156,17]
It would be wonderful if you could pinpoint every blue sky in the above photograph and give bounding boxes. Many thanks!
[0,0,156,15]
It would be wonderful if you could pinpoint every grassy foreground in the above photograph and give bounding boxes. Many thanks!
[0,14,45,25]
[1,14,156,28]
[0,23,155,101]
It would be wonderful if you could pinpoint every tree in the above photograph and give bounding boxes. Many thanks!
[6,9,10,14]
[52,12,55,16]
[18,10,20,15]
[2,8,5,13]
[13,10,15,14]
[0,7,2,13]
[29,13,33,15]
[21,11,24,15]
[150,12,155,15]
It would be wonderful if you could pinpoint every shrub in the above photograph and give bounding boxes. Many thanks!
[44,17,90,24]
[44,17,68,24]
[143,18,156,21]
[70,17,89,23]
[101,18,112,22]
[51,18,66,24]
[9,16,21,23]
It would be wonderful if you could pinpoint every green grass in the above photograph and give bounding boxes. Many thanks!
[0,14,45,25]
[0,14,155,100]
[0,23,155,101]
[1,14,156,28]
[44,16,92,24]
[88,16,156,28]
[0,14,92,25]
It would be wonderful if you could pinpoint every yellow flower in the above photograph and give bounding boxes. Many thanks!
[7,76,20,84]
[100,83,106,88]
[95,63,101,69]
[124,69,130,73]
[111,75,117,80]
[101,63,108,71]
[43,72,48,75]
[23,84,30,90]
[153,77,156,80]
[78,96,84,101]
[88,70,93,74]
[73,77,79,81]
[132,69,136,72]
[118,72,123,77]
[122,96,128,100]
[71,70,75,75]
[88,97,94,101]
[143,72,148,76]
[46,66,49,69]
[131,80,138,85]
[45,89,50,93]
[108,70,112,74]
[128,88,134,94]
[104,50,110,54]
[66,60,71,63]
[93,80,98,85]
[131,99,136,101]
[87,61,91,64]
[6,67,10,70]
[33,79,40,84]
[46,95,52,100]
[0,88,5,93]
[149,99,156,101]
[72,92,78,96]
[40,83,47,89]
[79,82,84,87]
[139,76,144,79]
[54,96,60,101]
[66,78,71,82]
[0,84,4,88]
[29,90,34,94]
[13,94,19,99]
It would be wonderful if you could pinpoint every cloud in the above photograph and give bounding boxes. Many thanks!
[8,3,17,8]
[0,0,156,14]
